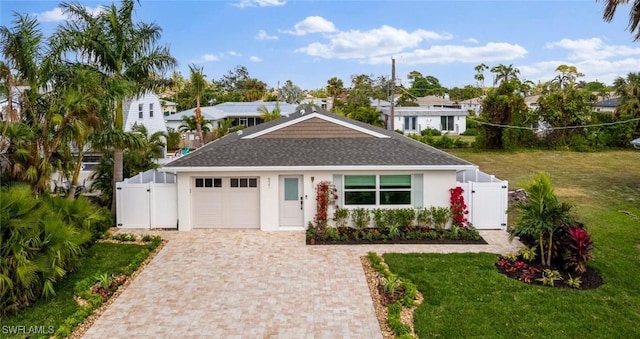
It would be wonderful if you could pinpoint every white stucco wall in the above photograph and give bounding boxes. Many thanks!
[171,169,458,231]
[124,92,167,135]
[392,115,467,134]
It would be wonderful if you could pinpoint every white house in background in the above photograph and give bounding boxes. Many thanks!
[380,107,468,134]
[123,92,167,135]
[416,95,460,109]
[166,101,300,131]
[160,99,177,115]
[459,97,483,116]
[156,107,507,231]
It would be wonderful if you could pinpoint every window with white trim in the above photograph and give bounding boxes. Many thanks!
[149,103,154,117]
[441,116,454,131]
[344,175,411,206]
[404,116,417,131]
[138,103,144,119]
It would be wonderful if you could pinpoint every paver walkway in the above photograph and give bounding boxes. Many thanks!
[83,230,522,338]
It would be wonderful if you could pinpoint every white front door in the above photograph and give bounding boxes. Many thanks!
[279,176,303,227]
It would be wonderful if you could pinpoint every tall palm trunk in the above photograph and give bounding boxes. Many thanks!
[195,96,203,147]
[111,100,125,216]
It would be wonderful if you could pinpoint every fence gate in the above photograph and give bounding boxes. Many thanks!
[116,169,177,229]
[457,169,508,230]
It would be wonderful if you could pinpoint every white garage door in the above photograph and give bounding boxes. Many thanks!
[192,177,260,229]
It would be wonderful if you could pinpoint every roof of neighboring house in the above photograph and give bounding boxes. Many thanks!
[213,101,299,115]
[160,100,176,106]
[379,107,469,117]
[595,97,620,108]
[165,106,225,122]
[164,106,474,169]
[416,95,456,106]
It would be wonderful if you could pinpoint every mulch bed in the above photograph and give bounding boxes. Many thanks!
[495,258,603,290]
[309,238,487,245]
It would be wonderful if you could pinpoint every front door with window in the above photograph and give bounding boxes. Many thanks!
[279,176,303,227]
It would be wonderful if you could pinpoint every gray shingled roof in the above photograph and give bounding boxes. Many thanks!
[165,107,473,168]
[595,97,619,108]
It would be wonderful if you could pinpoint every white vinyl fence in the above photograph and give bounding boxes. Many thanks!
[456,169,508,230]
[116,169,178,229]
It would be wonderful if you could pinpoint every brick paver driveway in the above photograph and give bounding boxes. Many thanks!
[83,230,521,338]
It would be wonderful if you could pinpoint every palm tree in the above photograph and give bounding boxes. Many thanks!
[490,64,520,86]
[258,102,281,122]
[612,72,640,137]
[326,77,344,105]
[57,0,177,214]
[188,64,206,143]
[601,0,640,41]
[474,63,489,90]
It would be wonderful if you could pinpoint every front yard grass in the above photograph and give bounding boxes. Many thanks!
[0,241,159,338]
[383,149,640,337]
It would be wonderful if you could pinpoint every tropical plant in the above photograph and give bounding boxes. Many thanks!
[257,102,282,122]
[279,80,305,104]
[600,0,640,41]
[612,72,640,139]
[509,172,576,266]
[333,207,349,228]
[430,206,451,232]
[0,185,92,316]
[56,0,177,213]
[563,227,594,274]
[188,64,207,143]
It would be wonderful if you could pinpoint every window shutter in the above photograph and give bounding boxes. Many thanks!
[413,174,423,208]
[333,174,343,208]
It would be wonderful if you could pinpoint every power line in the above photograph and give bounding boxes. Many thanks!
[470,117,640,131]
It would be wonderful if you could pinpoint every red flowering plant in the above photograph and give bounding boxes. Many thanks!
[314,181,338,230]
[449,186,470,229]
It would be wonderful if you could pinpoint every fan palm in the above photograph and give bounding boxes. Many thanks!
[258,102,281,122]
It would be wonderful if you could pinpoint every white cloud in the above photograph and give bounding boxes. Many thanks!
[282,16,336,36]
[234,0,286,8]
[198,53,221,62]
[35,6,103,22]
[249,56,263,62]
[519,58,640,85]
[256,29,278,40]
[465,38,479,44]
[366,42,527,65]
[227,51,242,57]
[546,37,640,61]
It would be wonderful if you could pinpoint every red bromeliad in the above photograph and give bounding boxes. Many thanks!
[314,181,337,228]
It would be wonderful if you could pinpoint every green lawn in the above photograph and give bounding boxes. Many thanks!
[0,242,158,338]
[384,150,640,338]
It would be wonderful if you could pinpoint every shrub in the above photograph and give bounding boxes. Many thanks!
[563,227,594,274]
[333,208,349,228]
[421,128,442,136]
[0,185,92,316]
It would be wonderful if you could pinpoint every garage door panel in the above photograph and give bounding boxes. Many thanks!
[193,190,224,228]
[192,177,259,229]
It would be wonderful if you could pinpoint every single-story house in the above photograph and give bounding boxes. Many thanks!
[594,97,619,113]
[380,106,468,134]
[161,106,480,231]
[164,106,223,131]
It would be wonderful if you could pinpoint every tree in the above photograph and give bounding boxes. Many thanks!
[510,172,576,266]
[178,115,212,134]
[279,80,304,104]
[188,64,206,144]
[490,64,520,86]
[474,63,489,89]
[57,0,177,215]
[612,72,640,138]
[600,0,640,41]
[258,102,282,122]
[407,71,447,97]
[326,77,344,106]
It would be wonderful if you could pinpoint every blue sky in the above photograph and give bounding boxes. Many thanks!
[2,0,639,91]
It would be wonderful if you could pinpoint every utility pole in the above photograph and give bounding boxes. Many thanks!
[390,57,396,131]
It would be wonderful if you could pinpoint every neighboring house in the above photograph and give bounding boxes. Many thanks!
[161,99,177,115]
[380,107,468,134]
[459,97,483,116]
[164,106,223,131]
[594,97,619,113]
[161,107,481,231]
[123,92,167,135]
[415,95,460,109]
[213,101,299,128]
[301,96,333,111]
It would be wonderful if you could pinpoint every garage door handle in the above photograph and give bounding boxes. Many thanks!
[300,196,303,210]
